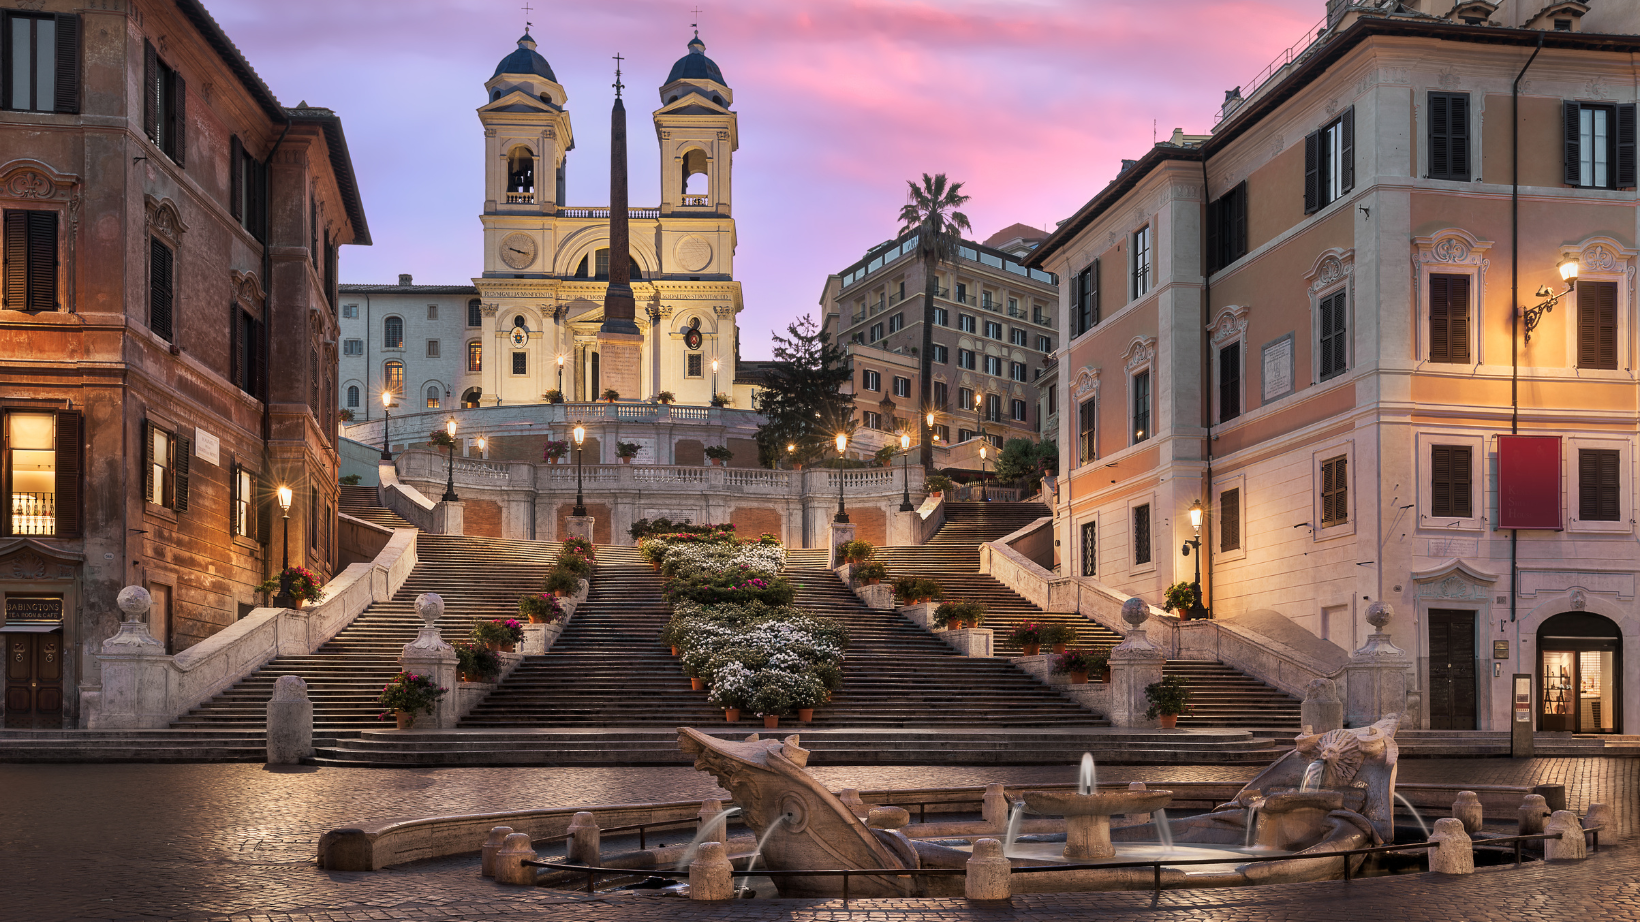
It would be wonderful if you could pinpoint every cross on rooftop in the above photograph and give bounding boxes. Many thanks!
[612,52,624,97]
[521,1,533,30]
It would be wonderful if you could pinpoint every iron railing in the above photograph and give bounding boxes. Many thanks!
[10,491,55,536]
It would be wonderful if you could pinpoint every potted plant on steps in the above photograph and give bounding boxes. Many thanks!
[656,391,676,405]
[255,566,325,609]
[615,441,641,464]
[892,577,944,607]
[544,567,581,598]
[378,671,447,729]
[1145,674,1192,729]
[1164,582,1196,618]
[454,642,502,683]
[471,618,525,653]
[838,539,875,565]
[704,445,734,467]
[601,388,621,403]
[1042,623,1078,654]
[1052,647,1111,684]
[710,393,731,407]
[518,592,562,624]
[924,474,952,499]
[934,601,985,631]
[543,389,565,404]
[1009,621,1045,656]
[853,560,888,585]
[542,439,570,464]
[709,669,751,723]
[561,536,596,563]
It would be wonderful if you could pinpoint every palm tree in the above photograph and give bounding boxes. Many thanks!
[899,173,972,469]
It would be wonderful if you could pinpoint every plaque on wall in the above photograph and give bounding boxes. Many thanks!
[1494,640,1510,659]
[5,596,63,622]
[1261,333,1294,403]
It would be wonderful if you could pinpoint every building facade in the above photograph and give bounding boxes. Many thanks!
[1028,1,1640,734]
[0,0,367,726]
[821,226,1058,470]
[336,278,477,421]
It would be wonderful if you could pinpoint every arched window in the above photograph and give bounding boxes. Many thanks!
[461,387,482,408]
[513,315,527,329]
[383,316,404,348]
[426,386,441,409]
[468,341,482,372]
[346,385,360,408]
[681,148,708,195]
[468,298,483,328]
[573,248,643,280]
[506,146,535,203]
[384,360,404,395]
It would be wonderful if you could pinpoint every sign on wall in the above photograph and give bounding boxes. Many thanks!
[5,597,63,622]
[1261,333,1294,403]
[194,427,221,466]
[1497,436,1561,530]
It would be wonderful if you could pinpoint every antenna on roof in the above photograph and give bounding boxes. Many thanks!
[612,52,625,98]
[521,1,533,32]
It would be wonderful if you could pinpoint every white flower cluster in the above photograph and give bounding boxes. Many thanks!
[663,541,786,580]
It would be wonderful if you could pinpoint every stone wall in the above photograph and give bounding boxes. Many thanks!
[465,500,504,538]
[555,503,613,544]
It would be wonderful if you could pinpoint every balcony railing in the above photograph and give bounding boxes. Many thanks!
[10,491,54,536]
[1033,312,1055,329]
[505,191,535,204]
[1007,306,1027,319]
[559,206,663,219]
[679,195,709,207]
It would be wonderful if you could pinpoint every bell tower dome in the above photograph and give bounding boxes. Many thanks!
[479,32,574,220]
[655,32,737,224]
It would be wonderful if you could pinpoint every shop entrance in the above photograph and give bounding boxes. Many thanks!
[3,628,63,728]
[1537,612,1622,734]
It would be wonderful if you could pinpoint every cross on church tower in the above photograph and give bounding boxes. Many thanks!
[521,1,533,31]
[612,52,624,98]
[691,5,703,33]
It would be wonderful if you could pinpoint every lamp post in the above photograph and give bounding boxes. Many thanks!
[1521,257,1580,343]
[379,391,396,460]
[978,442,990,502]
[572,422,587,517]
[274,485,294,607]
[833,431,849,523]
[898,432,914,512]
[441,418,460,502]
[786,442,796,471]
[711,357,720,400]
[556,353,565,395]
[1182,499,1209,620]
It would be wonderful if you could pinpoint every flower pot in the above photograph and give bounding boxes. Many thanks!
[1157,713,1179,729]
[763,715,780,729]
[1052,643,1068,654]
[501,644,515,653]
[1022,643,1041,657]
[529,614,551,624]
[396,711,414,730]
[690,677,704,691]
[797,708,814,722]
[1070,669,1089,685]
[671,645,680,656]
[555,590,568,598]
[867,578,880,585]
[1099,666,1111,683]
[620,457,633,464]
[724,708,740,723]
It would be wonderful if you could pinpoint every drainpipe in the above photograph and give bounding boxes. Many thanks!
[1199,155,1216,619]
[1510,35,1543,641]
[261,119,292,587]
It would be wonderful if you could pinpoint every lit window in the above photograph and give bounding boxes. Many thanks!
[7,412,56,535]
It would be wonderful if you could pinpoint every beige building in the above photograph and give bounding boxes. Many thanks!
[1027,1,1640,734]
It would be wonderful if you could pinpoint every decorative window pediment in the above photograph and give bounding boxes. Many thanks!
[1411,559,1499,601]
[1207,305,1249,346]
[1122,336,1157,373]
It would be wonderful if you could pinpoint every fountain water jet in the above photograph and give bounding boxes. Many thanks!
[1078,753,1096,795]
[1021,787,1175,860]
[1395,793,1430,839]
[1002,801,1025,857]
[675,806,741,871]
[737,814,788,889]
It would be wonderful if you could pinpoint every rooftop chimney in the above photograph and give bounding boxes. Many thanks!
[398,274,413,286]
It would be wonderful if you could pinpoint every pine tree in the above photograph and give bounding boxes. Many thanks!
[754,315,854,468]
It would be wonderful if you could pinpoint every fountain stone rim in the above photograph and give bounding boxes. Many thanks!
[1022,789,1176,817]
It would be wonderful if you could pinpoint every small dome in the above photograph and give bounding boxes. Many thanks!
[665,32,727,87]
[493,32,556,82]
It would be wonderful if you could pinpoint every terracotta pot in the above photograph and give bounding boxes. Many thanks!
[554,589,568,598]
[690,677,704,691]
[1099,666,1112,683]
[396,711,414,730]
[1022,643,1041,657]
[763,715,780,729]
[501,644,516,653]
[1070,669,1089,685]
[671,645,680,656]
[1052,643,1068,654]
[797,708,814,722]
[620,456,633,464]
[724,708,740,723]
[793,463,803,471]
[867,578,880,585]
[457,671,472,683]
[529,614,551,624]
[1157,713,1179,729]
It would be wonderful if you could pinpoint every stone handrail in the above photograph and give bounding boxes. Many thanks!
[85,528,419,730]
[909,494,945,546]
[379,460,464,534]
[342,402,763,448]
[1174,620,1331,699]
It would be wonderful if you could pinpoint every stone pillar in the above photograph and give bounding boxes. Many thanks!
[941,628,994,657]
[266,676,314,764]
[827,522,856,568]
[481,825,514,877]
[1300,678,1343,733]
[1428,817,1474,875]
[567,811,601,866]
[1518,794,1550,835]
[1532,783,1566,813]
[87,587,172,730]
[1451,791,1483,834]
[432,499,465,536]
[855,583,895,609]
[566,515,595,546]
[697,799,728,845]
[1107,598,1166,728]
[965,837,1011,900]
[1543,810,1587,861]
[1582,803,1612,833]
[1342,602,1413,727]
[399,592,458,729]
[982,783,1009,830]
[494,832,538,886]
[689,841,734,900]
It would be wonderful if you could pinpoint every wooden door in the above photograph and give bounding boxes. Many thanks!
[3,633,63,729]
[1427,609,1477,730]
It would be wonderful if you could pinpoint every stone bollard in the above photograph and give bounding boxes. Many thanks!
[689,841,734,900]
[265,675,314,764]
[567,812,601,867]
[965,837,1011,900]
[1451,791,1483,834]
[1518,794,1550,835]
[481,825,514,878]
[1533,783,1566,813]
[982,783,1009,829]
[1543,810,1587,861]
[697,799,728,846]
[1428,818,1474,875]
[1582,802,1612,833]
[494,832,537,886]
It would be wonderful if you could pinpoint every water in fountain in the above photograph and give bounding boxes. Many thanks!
[1243,799,1262,849]
[1002,800,1025,857]
[1078,752,1097,795]
[675,806,741,871]
[1394,792,1430,839]
[1153,809,1174,855]
[737,814,788,889]
[1299,760,1324,792]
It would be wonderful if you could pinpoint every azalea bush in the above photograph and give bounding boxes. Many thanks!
[455,641,502,682]
[544,567,582,596]
[471,618,524,647]
[378,671,447,720]
[1052,647,1111,675]
[555,548,594,577]
[1009,621,1046,646]
[665,570,796,606]
[561,536,595,558]
[256,566,325,605]
[542,439,570,462]
[630,518,736,541]
[518,592,562,622]
[893,577,944,605]
[1041,623,1079,647]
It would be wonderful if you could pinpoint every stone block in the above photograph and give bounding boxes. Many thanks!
[1300,678,1343,733]
[981,783,1009,830]
[855,583,895,610]
[1451,791,1483,834]
[1428,817,1473,874]
[494,832,537,886]
[1582,802,1612,832]
[566,515,595,546]
[481,825,514,877]
[1543,810,1586,861]
[900,602,938,630]
[567,811,600,867]
[827,522,856,568]
[689,841,733,900]
[965,837,1011,900]
[1518,794,1550,835]
[265,675,313,764]
[867,806,910,829]
[941,628,993,657]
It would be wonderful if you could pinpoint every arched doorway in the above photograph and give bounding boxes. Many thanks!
[1537,612,1622,734]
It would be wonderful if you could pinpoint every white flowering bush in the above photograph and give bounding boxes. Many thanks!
[662,541,786,581]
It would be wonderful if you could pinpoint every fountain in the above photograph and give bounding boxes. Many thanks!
[1019,787,1174,860]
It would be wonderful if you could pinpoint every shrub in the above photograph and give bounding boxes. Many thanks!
[710,393,731,407]
[924,474,953,495]
[378,672,447,720]
[455,641,503,682]
[1145,674,1192,718]
[656,390,676,404]
[1008,621,1046,646]
[561,536,595,558]
[852,560,888,583]
[893,577,944,604]
[601,388,621,402]
[429,429,455,448]
[542,439,570,461]
[518,592,562,622]
[338,408,355,423]
[1041,623,1079,647]
[543,389,565,404]
[934,601,986,628]
[1164,582,1197,613]
[704,445,735,462]
[838,539,875,564]
[631,518,736,541]
[471,619,524,647]
[555,549,593,577]
[1052,647,1111,675]
[544,567,582,596]
[615,440,641,458]
[339,473,361,486]
[665,572,796,607]
[256,566,325,605]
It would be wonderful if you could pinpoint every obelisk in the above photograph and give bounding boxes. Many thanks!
[596,55,644,400]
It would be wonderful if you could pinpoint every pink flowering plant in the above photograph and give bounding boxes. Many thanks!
[518,592,562,623]
[1008,621,1046,646]
[378,671,447,721]
[255,566,324,604]
[471,618,525,647]
[542,439,570,462]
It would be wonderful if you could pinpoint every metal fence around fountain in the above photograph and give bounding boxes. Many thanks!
[525,826,1598,899]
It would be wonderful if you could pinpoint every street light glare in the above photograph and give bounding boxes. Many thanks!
[900,433,911,450]
[835,432,847,454]
[573,424,586,445]
[446,418,457,438]
[276,485,292,510]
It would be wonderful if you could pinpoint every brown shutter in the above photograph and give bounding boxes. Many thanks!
[1429,275,1450,362]
[1335,457,1348,522]
[1205,196,1221,274]
[1428,92,1449,178]
[3,211,25,310]
[172,431,190,512]
[1452,446,1472,519]
[52,13,79,113]
[1618,103,1637,188]
[251,315,266,400]
[170,70,186,167]
[1340,107,1355,193]
[0,409,9,537]
[1448,94,1469,181]
[142,420,155,505]
[1431,446,1452,517]
[1090,258,1101,324]
[143,40,158,143]
[1449,275,1470,364]
[229,136,243,220]
[149,238,172,340]
[1303,130,1320,213]
[1230,182,1247,260]
[1578,281,1618,369]
[1220,488,1240,552]
[26,211,56,311]
[1564,101,1582,186]
[1321,459,1335,524]
[52,410,82,537]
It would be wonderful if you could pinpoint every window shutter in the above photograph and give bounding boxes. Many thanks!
[1219,342,1240,421]
[53,13,79,113]
[143,40,159,143]
[1617,103,1637,188]
[229,136,243,220]
[230,462,241,534]
[1449,275,1470,363]
[1205,196,1222,274]
[149,238,173,340]
[1340,106,1355,193]
[250,315,266,400]
[173,432,190,512]
[3,211,26,311]
[1335,457,1348,522]
[1220,488,1240,552]
[1597,281,1617,369]
[1564,101,1582,186]
[1091,258,1101,325]
[1230,183,1247,261]
[1303,130,1320,214]
[170,70,186,167]
[1321,459,1335,525]
[1429,92,1450,177]
[1449,94,1470,180]
[1452,446,1473,518]
[24,211,56,311]
[0,15,11,109]
[1431,445,1452,517]
[229,302,242,388]
[1599,451,1620,520]
[53,410,82,537]
[143,420,155,504]
[1429,274,1451,362]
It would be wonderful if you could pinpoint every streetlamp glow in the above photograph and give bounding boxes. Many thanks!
[1189,499,1203,533]
[897,431,914,511]
[833,432,849,524]
[276,485,292,510]
[441,417,460,502]
[274,484,294,607]
[835,432,847,454]
[445,418,457,438]
[573,423,585,445]
[379,391,396,460]
[1182,499,1209,620]
[1559,256,1580,285]
[475,436,487,453]
[900,433,911,451]
[571,421,587,517]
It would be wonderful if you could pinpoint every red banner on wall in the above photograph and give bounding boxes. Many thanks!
[1497,435,1561,530]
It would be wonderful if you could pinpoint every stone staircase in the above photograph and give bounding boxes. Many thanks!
[339,483,412,529]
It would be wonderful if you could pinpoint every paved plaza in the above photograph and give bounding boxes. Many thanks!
[0,757,1633,922]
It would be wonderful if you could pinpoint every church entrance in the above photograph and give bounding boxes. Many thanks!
[1537,612,1622,734]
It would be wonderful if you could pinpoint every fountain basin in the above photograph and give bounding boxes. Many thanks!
[1262,791,1344,814]
[1022,790,1175,860]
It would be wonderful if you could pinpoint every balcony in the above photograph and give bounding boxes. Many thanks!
[559,206,662,219]
[10,491,54,536]
[505,191,535,204]
[680,195,709,207]
[1032,312,1055,329]
[1007,306,1028,320]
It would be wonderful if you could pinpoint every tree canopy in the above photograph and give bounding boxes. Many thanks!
[753,315,855,468]
[994,438,1058,490]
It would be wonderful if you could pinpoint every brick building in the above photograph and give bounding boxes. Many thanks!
[0,0,368,726]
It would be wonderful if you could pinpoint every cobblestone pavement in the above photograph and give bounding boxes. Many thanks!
[0,758,1631,922]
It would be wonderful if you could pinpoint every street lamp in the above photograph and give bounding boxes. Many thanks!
[556,353,566,395]
[786,442,796,471]
[441,418,460,502]
[379,390,396,460]
[898,431,914,512]
[833,431,849,524]
[475,435,487,456]
[1181,499,1209,620]
[711,356,721,401]
[572,422,587,517]
[1522,256,1580,343]
[978,441,990,502]
[274,485,294,607]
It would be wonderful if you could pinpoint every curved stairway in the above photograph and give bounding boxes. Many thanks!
[338,484,412,529]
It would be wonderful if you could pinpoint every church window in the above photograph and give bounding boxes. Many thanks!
[383,316,404,349]
[384,360,404,395]
[426,387,440,409]
[506,146,534,204]
[468,299,482,327]
[686,353,703,378]
[511,352,527,375]
[467,341,482,372]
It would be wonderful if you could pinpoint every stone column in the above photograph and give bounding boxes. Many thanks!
[87,586,172,730]
[981,783,1010,830]
[266,675,314,764]
[1428,818,1474,874]
[965,838,1011,900]
[827,521,856,568]
[1107,598,1166,728]
[697,799,728,846]
[567,811,601,866]
[689,841,733,900]
[399,592,458,729]
[1300,678,1343,732]
[432,500,465,536]
[566,515,595,545]
[1342,602,1413,727]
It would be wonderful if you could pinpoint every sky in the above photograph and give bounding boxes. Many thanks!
[215,0,1323,360]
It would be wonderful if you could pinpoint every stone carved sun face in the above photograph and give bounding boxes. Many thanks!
[1313,729,1365,788]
